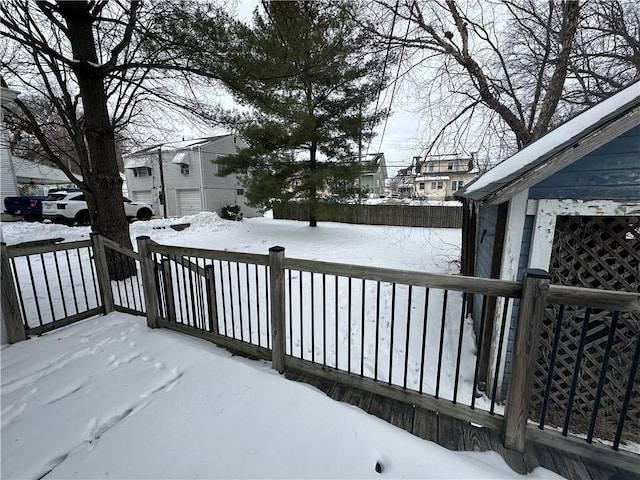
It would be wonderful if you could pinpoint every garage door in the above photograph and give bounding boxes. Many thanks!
[131,191,152,204]
[177,189,202,216]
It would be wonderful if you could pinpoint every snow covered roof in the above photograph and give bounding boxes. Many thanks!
[125,135,233,156]
[124,157,152,169]
[13,157,82,184]
[456,81,640,204]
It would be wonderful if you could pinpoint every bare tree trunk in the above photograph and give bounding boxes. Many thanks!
[58,1,134,278]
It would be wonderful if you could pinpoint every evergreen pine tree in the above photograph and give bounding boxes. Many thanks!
[215,0,391,226]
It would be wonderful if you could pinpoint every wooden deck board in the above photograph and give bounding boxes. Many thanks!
[411,407,438,443]
[284,368,637,480]
[437,414,466,451]
[389,400,415,431]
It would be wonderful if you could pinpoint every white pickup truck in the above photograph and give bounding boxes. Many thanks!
[42,190,153,226]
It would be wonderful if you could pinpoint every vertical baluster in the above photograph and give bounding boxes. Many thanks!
[613,330,640,450]
[75,248,90,311]
[218,260,227,335]
[471,296,489,409]
[374,281,381,380]
[299,270,304,358]
[66,249,80,313]
[322,273,327,366]
[403,285,412,390]
[246,263,252,343]
[435,289,449,398]
[360,278,366,377]
[563,308,592,436]
[539,304,565,428]
[40,253,56,322]
[419,287,430,394]
[453,292,468,404]
[53,252,69,319]
[490,299,510,414]
[310,272,315,362]
[26,255,44,326]
[348,277,352,373]
[388,283,396,386]
[587,311,619,443]
[288,269,293,354]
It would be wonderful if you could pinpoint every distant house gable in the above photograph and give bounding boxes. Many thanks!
[457,81,640,205]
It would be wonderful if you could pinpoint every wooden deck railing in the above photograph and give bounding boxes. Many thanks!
[2,234,638,472]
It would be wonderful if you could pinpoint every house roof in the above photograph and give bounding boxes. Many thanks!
[456,81,640,204]
[360,153,386,174]
[125,135,233,156]
[13,157,82,185]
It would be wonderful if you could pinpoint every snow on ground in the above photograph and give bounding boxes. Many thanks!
[1,215,562,478]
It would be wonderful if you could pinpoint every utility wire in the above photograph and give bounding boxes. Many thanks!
[365,0,399,158]
[376,1,413,154]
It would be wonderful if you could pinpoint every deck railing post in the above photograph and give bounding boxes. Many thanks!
[90,233,115,314]
[1,242,26,344]
[269,246,286,373]
[503,268,551,452]
[137,236,160,329]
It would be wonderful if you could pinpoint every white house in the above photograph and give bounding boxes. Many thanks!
[123,135,261,218]
[1,86,20,202]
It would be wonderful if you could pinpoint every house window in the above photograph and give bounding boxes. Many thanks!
[133,167,152,177]
[428,164,434,171]
[180,164,190,175]
[237,188,245,196]
[430,181,444,190]
[419,182,425,190]
[448,162,455,170]
[452,180,464,191]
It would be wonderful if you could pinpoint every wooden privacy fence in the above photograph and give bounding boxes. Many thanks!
[2,235,639,472]
[273,203,463,228]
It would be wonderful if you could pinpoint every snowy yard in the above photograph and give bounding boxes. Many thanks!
[1,214,561,478]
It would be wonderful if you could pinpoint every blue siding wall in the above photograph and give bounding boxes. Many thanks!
[529,125,640,200]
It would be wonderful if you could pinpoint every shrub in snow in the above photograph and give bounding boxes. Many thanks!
[221,205,243,221]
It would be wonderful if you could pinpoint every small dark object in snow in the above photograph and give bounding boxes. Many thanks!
[375,462,382,473]
[170,223,190,231]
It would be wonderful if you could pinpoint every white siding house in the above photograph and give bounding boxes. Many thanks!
[1,86,20,202]
[123,135,261,219]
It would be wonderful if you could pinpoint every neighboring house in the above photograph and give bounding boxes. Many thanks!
[413,155,476,200]
[12,156,79,194]
[358,153,388,197]
[1,86,20,201]
[391,154,477,199]
[123,135,261,219]
[455,81,640,409]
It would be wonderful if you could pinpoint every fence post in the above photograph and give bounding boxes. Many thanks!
[503,268,551,452]
[1,243,26,344]
[204,264,219,335]
[137,236,160,329]
[269,246,286,373]
[162,259,177,324]
[90,233,115,314]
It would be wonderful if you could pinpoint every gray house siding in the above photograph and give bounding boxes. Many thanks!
[124,136,261,219]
